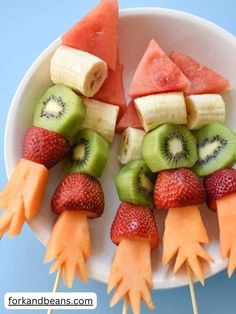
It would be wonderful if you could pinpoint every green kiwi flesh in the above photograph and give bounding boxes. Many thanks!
[115,160,155,207]
[142,124,197,172]
[33,84,85,140]
[62,129,109,178]
[192,123,236,176]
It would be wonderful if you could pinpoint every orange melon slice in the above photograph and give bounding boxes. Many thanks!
[0,159,48,237]
[45,210,91,288]
[108,238,154,314]
[163,206,214,284]
[216,193,236,277]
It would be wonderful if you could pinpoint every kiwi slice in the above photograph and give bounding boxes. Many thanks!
[192,123,236,176]
[115,160,155,207]
[62,129,109,178]
[33,84,85,139]
[142,124,197,172]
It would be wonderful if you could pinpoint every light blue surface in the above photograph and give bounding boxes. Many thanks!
[0,1,236,313]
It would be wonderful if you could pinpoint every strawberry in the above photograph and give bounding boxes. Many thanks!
[23,126,70,169]
[204,168,236,211]
[111,202,159,248]
[154,168,205,209]
[51,173,104,218]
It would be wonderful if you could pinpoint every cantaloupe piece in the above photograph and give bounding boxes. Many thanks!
[216,193,236,277]
[0,159,48,237]
[108,238,154,314]
[45,210,91,288]
[163,206,214,284]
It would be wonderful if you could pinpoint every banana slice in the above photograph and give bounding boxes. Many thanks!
[118,127,146,164]
[135,92,187,132]
[51,45,108,97]
[185,94,225,129]
[81,98,119,143]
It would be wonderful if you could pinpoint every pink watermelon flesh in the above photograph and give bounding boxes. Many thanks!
[62,0,118,70]
[169,51,230,95]
[128,39,191,98]
[116,100,143,133]
[94,61,126,117]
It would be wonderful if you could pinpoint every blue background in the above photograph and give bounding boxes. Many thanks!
[0,1,236,313]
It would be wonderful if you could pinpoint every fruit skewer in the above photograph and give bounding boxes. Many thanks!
[0,84,85,238]
[148,120,235,312]
[192,122,236,275]
[141,119,236,285]
[44,125,116,314]
[0,19,119,240]
[140,122,218,313]
[45,34,118,293]
[107,159,158,314]
[113,121,210,313]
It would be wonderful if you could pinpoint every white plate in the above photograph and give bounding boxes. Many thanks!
[4,8,236,289]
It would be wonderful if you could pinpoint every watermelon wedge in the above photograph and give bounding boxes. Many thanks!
[128,39,191,98]
[94,61,126,116]
[169,51,230,95]
[116,100,143,133]
[62,0,118,70]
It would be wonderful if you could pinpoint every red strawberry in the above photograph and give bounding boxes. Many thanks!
[154,168,205,209]
[23,127,70,169]
[204,169,236,211]
[111,202,159,248]
[51,173,104,218]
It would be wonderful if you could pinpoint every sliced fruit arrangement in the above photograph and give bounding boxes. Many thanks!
[169,51,230,95]
[142,123,198,172]
[155,168,213,284]
[108,202,159,314]
[0,84,85,237]
[118,127,145,164]
[3,0,236,311]
[192,123,236,176]
[204,169,236,277]
[135,92,187,132]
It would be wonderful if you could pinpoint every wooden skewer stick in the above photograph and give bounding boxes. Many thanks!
[122,296,128,314]
[47,268,62,314]
[187,263,199,314]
